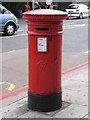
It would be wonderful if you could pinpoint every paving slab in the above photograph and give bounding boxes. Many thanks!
[62,68,88,106]
[2,97,28,118]
[43,101,71,117]
[18,109,51,118]
[53,104,88,118]
[2,97,50,118]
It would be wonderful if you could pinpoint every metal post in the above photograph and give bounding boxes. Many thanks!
[32,0,35,10]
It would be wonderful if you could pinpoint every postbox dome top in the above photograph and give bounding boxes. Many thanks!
[23,9,68,23]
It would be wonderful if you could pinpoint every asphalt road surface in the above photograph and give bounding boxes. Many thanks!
[0,18,88,53]
[0,17,89,107]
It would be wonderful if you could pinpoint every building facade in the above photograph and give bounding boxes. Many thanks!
[1,0,90,18]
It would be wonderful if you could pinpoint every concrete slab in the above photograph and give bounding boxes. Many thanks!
[62,68,88,106]
[18,110,51,118]
[62,88,88,106]
[2,97,50,118]
[53,104,88,118]
[44,101,71,117]
[62,53,88,70]
[83,114,88,118]
[2,97,27,118]
[1,92,27,108]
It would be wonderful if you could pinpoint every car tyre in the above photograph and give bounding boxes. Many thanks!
[4,23,15,36]
[79,13,83,19]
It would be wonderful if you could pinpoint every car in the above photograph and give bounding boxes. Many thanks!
[0,4,19,35]
[65,4,90,19]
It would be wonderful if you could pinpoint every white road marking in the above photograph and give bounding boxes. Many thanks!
[63,24,86,29]
[0,29,24,34]
[0,23,86,39]
[0,33,27,39]
[0,82,15,91]
[7,50,16,54]
[65,18,88,23]
[17,29,24,32]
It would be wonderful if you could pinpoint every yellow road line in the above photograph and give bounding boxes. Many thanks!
[0,82,15,91]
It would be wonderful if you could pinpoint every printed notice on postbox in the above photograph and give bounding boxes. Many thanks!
[37,37,47,52]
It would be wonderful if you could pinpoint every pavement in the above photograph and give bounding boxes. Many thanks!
[1,66,89,119]
[0,18,89,119]
[0,48,89,119]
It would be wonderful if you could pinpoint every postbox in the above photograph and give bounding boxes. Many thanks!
[23,9,67,112]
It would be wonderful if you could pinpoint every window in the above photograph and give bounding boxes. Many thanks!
[67,5,79,9]
[0,5,10,14]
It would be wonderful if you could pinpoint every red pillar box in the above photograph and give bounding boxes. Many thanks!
[23,9,67,112]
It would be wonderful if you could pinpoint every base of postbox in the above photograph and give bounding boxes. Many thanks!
[28,90,62,112]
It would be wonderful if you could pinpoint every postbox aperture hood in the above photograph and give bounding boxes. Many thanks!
[23,9,68,23]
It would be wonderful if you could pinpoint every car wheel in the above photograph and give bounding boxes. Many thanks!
[79,13,83,19]
[4,23,15,36]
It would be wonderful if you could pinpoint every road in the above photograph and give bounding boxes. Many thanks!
[0,18,88,53]
[0,17,89,107]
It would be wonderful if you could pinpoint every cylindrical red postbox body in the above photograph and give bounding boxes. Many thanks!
[23,9,67,112]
